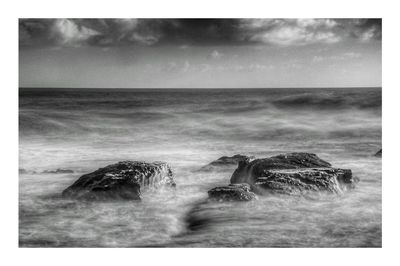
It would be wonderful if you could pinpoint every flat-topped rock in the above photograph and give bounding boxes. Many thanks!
[199,154,255,171]
[62,161,175,200]
[230,152,332,185]
[208,183,257,202]
[255,168,356,196]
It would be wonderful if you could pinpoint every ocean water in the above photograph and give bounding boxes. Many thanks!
[19,87,382,247]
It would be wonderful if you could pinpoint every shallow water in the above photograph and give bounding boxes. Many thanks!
[19,87,381,247]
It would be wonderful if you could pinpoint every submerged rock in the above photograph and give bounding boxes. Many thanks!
[184,201,219,231]
[184,184,257,232]
[375,149,382,157]
[208,183,257,202]
[62,161,175,200]
[43,168,74,174]
[255,168,356,196]
[198,154,255,171]
[184,197,256,232]
[19,168,28,174]
[230,152,332,185]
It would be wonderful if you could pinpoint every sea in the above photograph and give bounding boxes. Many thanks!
[19,87,382,247]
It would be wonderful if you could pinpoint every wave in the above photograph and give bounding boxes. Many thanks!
[19,87,382,148]
[271,90,381,110]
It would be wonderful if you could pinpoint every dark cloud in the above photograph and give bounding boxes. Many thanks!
[19,19,54,46]
[160,19,241,45]
[19,18,382,48]
[346,19,382,41]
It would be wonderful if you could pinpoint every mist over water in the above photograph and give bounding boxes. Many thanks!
[19,87,381,247]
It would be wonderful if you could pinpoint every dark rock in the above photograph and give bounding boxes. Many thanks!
[230,152,357,195]
[19,168,28,174]
[230,152,332,185]
[255,168,357,196]
[374,149,382,157]
[198,154,255,171]
[62,161,175,200]
[208,183,257,202]
[19,168,37,174]
[43,168,74,174]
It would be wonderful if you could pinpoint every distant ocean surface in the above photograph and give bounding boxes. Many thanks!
[19,87,382,247]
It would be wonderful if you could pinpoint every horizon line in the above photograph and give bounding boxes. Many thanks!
[19,86,382,90]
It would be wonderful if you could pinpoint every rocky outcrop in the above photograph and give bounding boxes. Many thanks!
[230,152,332,185]
[43,168,74,174]
[184,153,357,233]
[375,149,382,157]
[208,183,257,201]
[202,152,356,200]
[198,154,255,171]
[229,152,357,195]
[62,161,175,200]
[255,168,356,196]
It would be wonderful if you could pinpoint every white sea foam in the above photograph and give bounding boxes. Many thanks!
[19,87,381,247]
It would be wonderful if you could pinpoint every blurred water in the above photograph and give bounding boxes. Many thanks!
[19,87,381,247]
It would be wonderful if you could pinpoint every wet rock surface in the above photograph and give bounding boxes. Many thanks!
[62,161,175,200]
[203,152,356,202]
[208,183,257,202]
[230,152,356,195]
[230,152,332,185]
[198,154,255,171]
[255,168,356,196]
[185,153,358,234]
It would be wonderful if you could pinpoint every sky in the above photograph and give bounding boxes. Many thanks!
[19,19,382,88]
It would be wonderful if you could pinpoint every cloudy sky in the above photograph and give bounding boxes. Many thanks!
[19,19,381,88]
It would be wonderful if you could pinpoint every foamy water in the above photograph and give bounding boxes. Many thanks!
[19,87,381,247]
